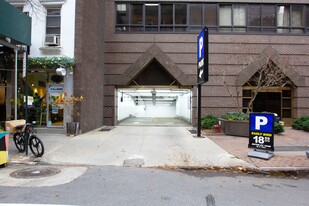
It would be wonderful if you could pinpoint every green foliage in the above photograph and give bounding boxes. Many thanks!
[29,57,75,70]
[201,115,219,129]
[274,122,284,134]
[4,55,75,70]
[221,112,249,121]
[291,116,309,130]
[302,120,309,131]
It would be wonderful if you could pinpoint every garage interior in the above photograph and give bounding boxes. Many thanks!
[117,88,192,126]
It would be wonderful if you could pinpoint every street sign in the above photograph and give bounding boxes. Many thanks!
[197,27,208,85]
[248,113,274,151]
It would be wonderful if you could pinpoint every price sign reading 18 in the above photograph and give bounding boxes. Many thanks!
[249,113,274,151]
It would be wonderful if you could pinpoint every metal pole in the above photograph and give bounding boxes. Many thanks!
[197,84,202,137]
[14,49,18,120]
[24,48,29,123]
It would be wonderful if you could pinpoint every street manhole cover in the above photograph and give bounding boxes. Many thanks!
[10,167,61,179]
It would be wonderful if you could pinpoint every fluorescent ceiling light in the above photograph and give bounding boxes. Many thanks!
[145,3,159,6]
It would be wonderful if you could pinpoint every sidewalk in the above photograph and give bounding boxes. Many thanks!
[204,127,309,171]
[7,126,309,171]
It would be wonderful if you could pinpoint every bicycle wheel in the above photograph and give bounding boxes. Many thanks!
[13,132,25,152]
[29,135,44,157]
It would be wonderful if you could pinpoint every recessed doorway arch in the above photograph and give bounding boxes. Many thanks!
[237,46,303,126]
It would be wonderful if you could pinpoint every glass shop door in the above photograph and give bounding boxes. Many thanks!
[47,84,64,127]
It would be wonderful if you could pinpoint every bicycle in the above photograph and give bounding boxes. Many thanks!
[13,123,44,157]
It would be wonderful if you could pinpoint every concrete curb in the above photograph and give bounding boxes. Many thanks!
[258,167,309,172]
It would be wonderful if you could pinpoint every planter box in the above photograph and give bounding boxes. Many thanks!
[66,122,80,136]
[220,119,249,137]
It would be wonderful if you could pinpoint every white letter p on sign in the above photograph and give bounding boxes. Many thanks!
[255,116,268,130]
[199,37,203,59]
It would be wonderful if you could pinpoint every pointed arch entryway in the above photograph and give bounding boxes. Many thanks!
[106,44,195,86]
[236,46,305,126]
[112,44,195,126]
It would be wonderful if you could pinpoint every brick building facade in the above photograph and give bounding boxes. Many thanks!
[76,0,309,132]
[74,0,105,132]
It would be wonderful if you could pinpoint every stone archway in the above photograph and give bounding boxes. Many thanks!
[236,46,305,87]
[106,44,195,86]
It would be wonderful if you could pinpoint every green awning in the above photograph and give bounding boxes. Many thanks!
[0,0,31,46]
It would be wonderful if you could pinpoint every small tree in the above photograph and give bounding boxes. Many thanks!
[244,60,293,114]
[52,92,84,122]
[218,70,242,113]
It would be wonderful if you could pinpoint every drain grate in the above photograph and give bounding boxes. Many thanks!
[99,126,115,132]
[10,166,61,179]
[187,129,197,134]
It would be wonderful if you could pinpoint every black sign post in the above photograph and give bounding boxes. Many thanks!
[196,27,209,137]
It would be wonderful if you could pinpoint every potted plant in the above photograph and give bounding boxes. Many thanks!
[52,92,83,136]
[220,112,250,137]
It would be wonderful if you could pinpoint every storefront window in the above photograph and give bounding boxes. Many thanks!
[16,71,65,127]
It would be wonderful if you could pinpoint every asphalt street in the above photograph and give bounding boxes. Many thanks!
[0,166,309,206]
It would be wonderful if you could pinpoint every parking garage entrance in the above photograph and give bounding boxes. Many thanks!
[116,58,192,126]
[117,87,192,126]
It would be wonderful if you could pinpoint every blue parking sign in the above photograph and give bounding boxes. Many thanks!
[250,113,274,133]
[198,30,204,62]
[249,113,274,151]
[197,27,208,84]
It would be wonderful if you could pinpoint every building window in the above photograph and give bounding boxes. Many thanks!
[277,5,290,33]
[233,4,246,32]
[145,3,158,31]
[291,5,304,33]
[160,4,173,31]
[45,8,61,46]
[219,4,232,31]
[190,4,202,31]
[248,4,261,32]
[262,5,276,32]
[175,4,187,31]
[116,4,129,31]
[277,5,305,33]
[115,2,309,34]
[219,4,246,32]
[204,4,217,31]
[307,6,309,28]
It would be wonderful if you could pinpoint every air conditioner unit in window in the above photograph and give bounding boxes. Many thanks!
[45,36,60,46]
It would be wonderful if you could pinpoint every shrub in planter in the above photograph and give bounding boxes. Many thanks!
[220,112,249,137]
[221,112,249,121]
[274,122,284,134]
[291,116,309,130]
[201,115,219,129]
[302,120,309,131]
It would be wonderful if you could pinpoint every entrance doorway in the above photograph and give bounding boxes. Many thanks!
[117,88,192,126]
[253,92,281,116]
[243,87,293,125]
